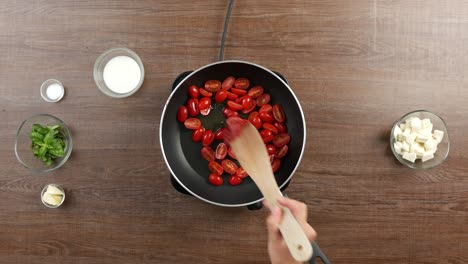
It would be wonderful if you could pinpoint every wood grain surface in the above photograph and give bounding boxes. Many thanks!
[1,0,468,263]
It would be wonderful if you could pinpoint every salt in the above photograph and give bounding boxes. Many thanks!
[103,56,141,94]
[46,83,64,100]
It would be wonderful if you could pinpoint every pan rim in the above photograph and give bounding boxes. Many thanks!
[159,60,307,207]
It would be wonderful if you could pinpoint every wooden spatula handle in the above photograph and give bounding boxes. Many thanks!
[278,205,313,262]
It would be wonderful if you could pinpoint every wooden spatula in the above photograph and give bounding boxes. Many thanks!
[226,118,313,262]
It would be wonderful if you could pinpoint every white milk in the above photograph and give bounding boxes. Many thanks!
[103,56,141,94]
[46,83,64,100]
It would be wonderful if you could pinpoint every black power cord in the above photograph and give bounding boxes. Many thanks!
[219,0,235,61]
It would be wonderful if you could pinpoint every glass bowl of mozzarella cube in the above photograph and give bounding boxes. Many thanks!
[390,110,449,169]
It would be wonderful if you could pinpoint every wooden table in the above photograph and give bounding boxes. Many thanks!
[1,1,467,263]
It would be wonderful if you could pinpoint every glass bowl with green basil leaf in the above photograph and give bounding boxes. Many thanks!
[15,114,72,172]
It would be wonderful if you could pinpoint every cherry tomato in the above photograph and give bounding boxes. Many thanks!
[222,159,238,175]
[236,167,248,178]
[223,108,240,118]
[222,76,235,90]
[184,118,201,130]
[214,128,225,141]
[228,147,236,159]
[201,146,215,162]
[215,143,228,160]
[256,94,271,107]
[235,95,245,104]
[242,102,256,114]
[227,100,243,111]
[234,77,250,89]
[242,96,254,110]
[259,104,272,113]
[208,161,223,175]
[262,123,278,135]
[192,127,205,142]
[215,90,228,103]
[226,92,238,100]
[188,85,200,98]
[228,175,243,186]
[272,104,286,122]
[269,155,275,163]
[202,130,215,146]
[199,88,213,97]
[276,145,289,159]
[271,158,281,173]
[248,86,264,98]
[273,133,291,148]
[187,98,199,117]
[259,112,274,123]
[274,122,287,133]
[248,112,262,129]
[200,107,211,116]
[266,144,277,155]
[204,80,221,93]
[198,97,211,110]
[208,173,223,186]
[177,106,188,122]
[231,88,247,96]
[260,129,274,143]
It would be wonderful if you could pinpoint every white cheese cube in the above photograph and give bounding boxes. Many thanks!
[405,133,417,144]
[422,152,434,162]
[399,123,407,131]
[394,142,403,154]
[393,125,402,140]
[402,142,410,152]
[410,117,422,131]
[433,130,444,143]
[405,118,413,129]
[416,134,431,143]
[403,152,417,163]
[424,139,437,151]
[422,118,432,129]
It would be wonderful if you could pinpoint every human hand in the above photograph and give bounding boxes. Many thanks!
[264,197,317,264]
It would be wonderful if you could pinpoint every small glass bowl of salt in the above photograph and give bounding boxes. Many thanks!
[40,79,65,103]
[93,47,145,98]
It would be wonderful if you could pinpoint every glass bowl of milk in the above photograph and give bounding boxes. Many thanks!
[93,47,144,98]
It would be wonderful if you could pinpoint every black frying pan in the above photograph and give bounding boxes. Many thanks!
[160,60,306,207]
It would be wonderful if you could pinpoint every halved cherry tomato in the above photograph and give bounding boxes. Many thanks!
[199,88,213,97]
[269,155,275,163]
[201,146,215,162]
[215,143,228,160]
[222,159,238,175]
[215,90,228,103]
[273,133,291,148]
[202,130,215,146]
[274,122,287,133]
[184,118,201,130]
[226,92,238,100]
[192,127,205,142]
[222,76,235,90]
[248,112,262,129]
[256,94,271,107]
[223,108,239,118]
[227,147,236,159]
[259,104,272,113]
[260,129,274,143]
[231,88,247,96]
[208,161,223,175]
[271,158,281,173]
[266,144,277,156]
[198,97,211,110]
[272,104,286,122]
[204,80,221,93]
[262,123,278,135]
[248,86,264,98]
[242,96,254,110]
[259,112,274,123]
[236,167,248,178]
[228,175,243,186]
[214,128,225,141]
[234,77,250,89]
[235,95,245,104]
[208,173,223,186]
[177,106,188,122]
[276,145,288,159]
[188,85,200,98]
[227,101,243,111]
[242,102,256,114]
[200,107,211,116]
[187,98,199,117]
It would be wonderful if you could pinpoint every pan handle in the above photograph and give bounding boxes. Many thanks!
[309,242,331,264]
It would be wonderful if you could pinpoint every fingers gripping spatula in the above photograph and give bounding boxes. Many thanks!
[225,117,313,262]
